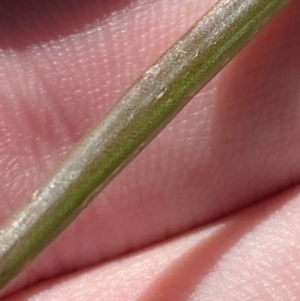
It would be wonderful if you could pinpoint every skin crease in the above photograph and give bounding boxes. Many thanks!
[0,0,300,298]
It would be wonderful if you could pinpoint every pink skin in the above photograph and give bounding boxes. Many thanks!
[1,0,300,299]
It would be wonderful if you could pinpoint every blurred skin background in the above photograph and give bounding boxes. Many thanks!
[1,0,300,299]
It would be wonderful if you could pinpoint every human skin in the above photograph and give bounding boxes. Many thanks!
[1,0,300,299]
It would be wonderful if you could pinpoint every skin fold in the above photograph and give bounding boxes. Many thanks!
[0,0,300,299]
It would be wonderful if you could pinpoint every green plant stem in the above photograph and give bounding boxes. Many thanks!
[0,0,293,292]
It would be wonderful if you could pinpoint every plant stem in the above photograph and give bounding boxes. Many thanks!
[0,0,293,292]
